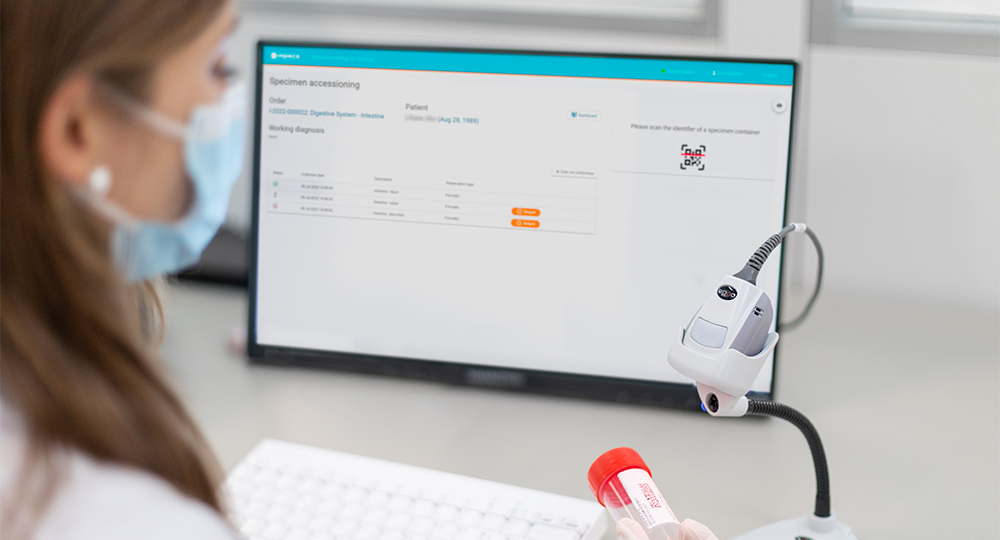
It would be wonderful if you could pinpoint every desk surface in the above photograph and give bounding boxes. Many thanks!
[160,282,999,540]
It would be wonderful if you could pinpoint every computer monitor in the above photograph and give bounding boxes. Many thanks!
[248,41,796,410]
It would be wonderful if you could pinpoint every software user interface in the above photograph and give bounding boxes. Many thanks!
[254,45,794,391]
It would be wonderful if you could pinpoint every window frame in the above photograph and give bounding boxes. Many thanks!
[239,0,719,37]
[811,0,1000,56]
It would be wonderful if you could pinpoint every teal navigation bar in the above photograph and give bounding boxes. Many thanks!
[262,45,794,86]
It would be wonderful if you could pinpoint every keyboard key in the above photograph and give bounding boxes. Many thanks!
[408,517,436,535]
[537,516,559,526]
[300,477,325,494]
[479,514,506,532]
[286,529,313,540]
[443,494,468,507]
[387,495,413,513]
[320,483,346,500]
[330,520,358,538]
[513,510,538,523]
[432,505,459,522]
[251,485,276,502]
[456,510,483,527]
[384,513,411,530]
[233,494,251,511]
[264,505,290,523]
[288,510,314,528]
[485,534,509,540]
[366,490,392,508]
[526,524,580,540]
[273,490,301,508]
[431,523,460,540]
[261,523,288,540]
[343,487,368,503]
[559,521,588,534]
[309,515,337,532]
[339,503,366,522]
[381,531,406,540]
[277,472,304,490]
[411,500,436,517]
[243,500,269,519]
[240,518,266,536]
[316,499,344,516]
[502,519,531,537]
[355,525,381,540]
[362,509,389,526]
[296,494,321,512]
[257,468,282,485]
[455,529,484,540]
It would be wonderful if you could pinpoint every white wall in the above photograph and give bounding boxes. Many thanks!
[804,45,1000,309]
[228,0,1000,310]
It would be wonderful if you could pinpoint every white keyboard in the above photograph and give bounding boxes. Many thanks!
[226,440,608,540]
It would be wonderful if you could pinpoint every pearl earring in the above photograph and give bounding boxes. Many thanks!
[88,165,112,197]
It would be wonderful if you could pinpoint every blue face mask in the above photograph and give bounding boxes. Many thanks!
[85,83,247,281]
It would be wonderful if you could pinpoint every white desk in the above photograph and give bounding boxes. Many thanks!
[160,282,999,540]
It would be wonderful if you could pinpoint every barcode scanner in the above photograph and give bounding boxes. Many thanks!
[666,224,858,540]
[667,224,803,417]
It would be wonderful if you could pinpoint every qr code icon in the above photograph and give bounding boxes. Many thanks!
[680,144,706,171]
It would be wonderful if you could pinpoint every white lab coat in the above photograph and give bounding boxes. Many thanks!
[0,402,238,540]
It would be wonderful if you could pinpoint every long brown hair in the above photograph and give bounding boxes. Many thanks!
[1,0,230,530]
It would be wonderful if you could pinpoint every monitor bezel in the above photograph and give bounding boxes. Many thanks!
[247,40,798,411]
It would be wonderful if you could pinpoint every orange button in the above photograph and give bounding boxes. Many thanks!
[511,219,540,228]
[512,208,540,217]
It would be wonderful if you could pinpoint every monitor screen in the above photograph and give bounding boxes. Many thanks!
[248,42,796,408]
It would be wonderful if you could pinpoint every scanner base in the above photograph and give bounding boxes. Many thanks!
[730,512,858,540]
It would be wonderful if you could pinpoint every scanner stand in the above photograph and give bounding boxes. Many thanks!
[667,329,860,540]
[729,511,858,540]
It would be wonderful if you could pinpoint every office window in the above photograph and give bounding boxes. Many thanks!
[845,0,1000,22]
[243,0,716,35]
[812,0,1000,56]
[256,0,704,18]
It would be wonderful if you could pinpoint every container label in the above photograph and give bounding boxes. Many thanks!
[617,469,679,530]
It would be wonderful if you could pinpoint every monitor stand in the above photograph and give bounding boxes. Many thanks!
[176,226,248,287]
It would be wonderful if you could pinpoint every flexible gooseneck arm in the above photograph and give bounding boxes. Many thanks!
[746,399,831,518]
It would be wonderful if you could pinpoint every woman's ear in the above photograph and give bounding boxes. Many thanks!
[37,75,108,189]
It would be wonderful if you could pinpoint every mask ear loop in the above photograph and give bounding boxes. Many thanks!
[94,81,188,140]
[77,165,137,227]
[88,165,112,196]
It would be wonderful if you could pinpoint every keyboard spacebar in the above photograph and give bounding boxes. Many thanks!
[526,524,582,540]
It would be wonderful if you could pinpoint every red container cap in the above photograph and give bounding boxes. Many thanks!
[587,447,651,505]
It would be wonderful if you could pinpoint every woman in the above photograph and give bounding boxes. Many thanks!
[1,1,719,539]
[1,0,242,537]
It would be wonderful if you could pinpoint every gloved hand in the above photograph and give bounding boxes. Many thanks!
[677,519,719,540]
[615,517,719,540]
